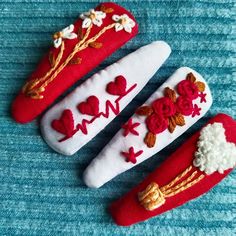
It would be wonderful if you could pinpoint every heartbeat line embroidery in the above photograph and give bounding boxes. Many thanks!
[52,83,137,142]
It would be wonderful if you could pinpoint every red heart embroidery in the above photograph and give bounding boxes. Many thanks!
[106,75,127,96]
[51,109,75,137]
[77,96,100,116]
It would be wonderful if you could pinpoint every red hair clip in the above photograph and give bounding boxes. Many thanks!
[12,2,138,123]
[109,113,236,226]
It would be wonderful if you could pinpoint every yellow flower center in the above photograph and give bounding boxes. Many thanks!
[119,18,127,25]
[89,13,96,20]
[53,31,63,40]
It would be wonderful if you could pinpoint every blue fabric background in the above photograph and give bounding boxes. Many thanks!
[0,0,235,235]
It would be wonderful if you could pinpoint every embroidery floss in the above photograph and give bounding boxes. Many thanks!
[83,67,212,188]
[109,114,236,226]
[40,41,171,155]
[12,2,138,123]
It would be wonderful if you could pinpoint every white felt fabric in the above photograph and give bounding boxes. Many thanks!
[83,67,213,188]
[40,41,171,155]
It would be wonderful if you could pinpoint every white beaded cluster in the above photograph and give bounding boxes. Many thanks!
[193,122,236,175]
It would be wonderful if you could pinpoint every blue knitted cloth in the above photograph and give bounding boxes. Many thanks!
[0,0,235,235]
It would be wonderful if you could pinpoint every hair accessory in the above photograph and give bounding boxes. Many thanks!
[40,41,171,155]
[12,2,138,123]
[83,67,213,188]
[109,113,236,226]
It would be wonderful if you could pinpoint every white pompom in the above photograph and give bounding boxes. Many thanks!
[193,122,236,175]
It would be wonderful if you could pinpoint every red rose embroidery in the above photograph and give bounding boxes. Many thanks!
[176,96,193,116]
[152,97,176,117]
[177,80,198,100]
[146,114,168,134]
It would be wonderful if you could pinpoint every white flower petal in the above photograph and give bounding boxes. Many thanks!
[121,14,128,18]
[96,11,106,18]
[84,11,91,17]
[54,38,62,48]
[80,9,106,28]
[80,13,86,19]
[65,32,77,39]
[93,18,102,27]
[68,24,74,32]
[128,19,135,27]
[115,23,124,32]
[112,15,121,22]
[62,24,74,34]
[124,24,132,33]
[82,18,92,28]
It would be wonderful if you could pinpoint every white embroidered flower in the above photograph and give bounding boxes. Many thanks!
[80,9,106,28]
[112,14,135,33]
[53,24,77,48]
[193,123,236,175]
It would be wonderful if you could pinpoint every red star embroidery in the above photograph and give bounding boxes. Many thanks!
[121,118,140,137]
[121,147,143,164]
[199,92,207,103]
[192,104,201,117]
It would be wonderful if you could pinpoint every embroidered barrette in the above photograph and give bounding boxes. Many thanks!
[83,67,213,188]
[12,2,138,123]
[40,41,171,155]
[109,113,236,226]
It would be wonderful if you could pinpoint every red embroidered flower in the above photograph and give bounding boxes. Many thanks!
[177,80,198,100]
[176,96,193,116]
[151,97,176,117]
[146,114,168,134]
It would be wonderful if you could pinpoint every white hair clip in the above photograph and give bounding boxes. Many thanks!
[83,67,213,188]
[40,41,171,155]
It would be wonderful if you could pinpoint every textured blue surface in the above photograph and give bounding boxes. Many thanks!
[0,0,235,235]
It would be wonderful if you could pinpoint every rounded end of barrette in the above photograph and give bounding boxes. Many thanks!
[109,199,134,226]
[11,95,31,124]
[83,167,101,189]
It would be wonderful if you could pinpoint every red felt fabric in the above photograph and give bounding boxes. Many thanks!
[109,113,236,226]
[106,75,127,96]
[51,81,137,141]
[51,109,74,138]
[77,95,100,116]
[12,2,138,123]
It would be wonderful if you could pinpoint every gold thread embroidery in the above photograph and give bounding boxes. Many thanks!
[22,22,116,99]
[160,165,193,191]
[22,41,65,99]
[138,182,166,211]
[138,165,204,211]
[163,170,198,195]
[166,174,204,197]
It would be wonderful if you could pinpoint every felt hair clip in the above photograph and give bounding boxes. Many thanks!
[83,67,213,188]
[12,2,138,123]
[109,113,236,226]
[40,41,171,155]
